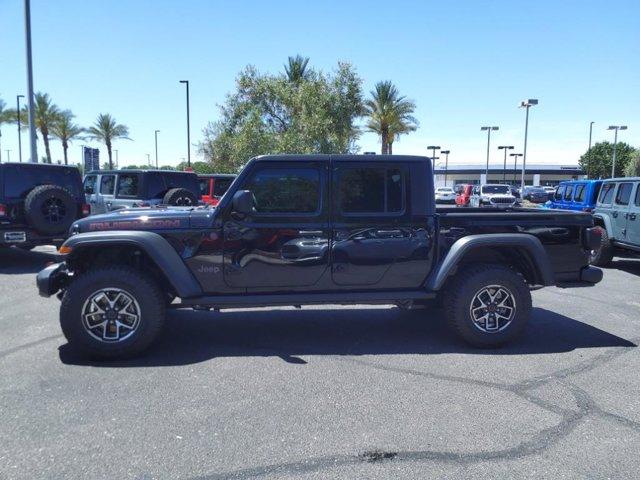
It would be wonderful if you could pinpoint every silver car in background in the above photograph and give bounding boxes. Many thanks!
[434,186,457,204]
[470,184,518,208]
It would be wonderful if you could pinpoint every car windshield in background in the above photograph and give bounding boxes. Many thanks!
[482,185,510,194]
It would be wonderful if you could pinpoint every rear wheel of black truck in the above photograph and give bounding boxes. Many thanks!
[60,266,166,359]
[442,264,531,348]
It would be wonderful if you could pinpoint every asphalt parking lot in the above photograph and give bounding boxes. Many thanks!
[1,246,640,479]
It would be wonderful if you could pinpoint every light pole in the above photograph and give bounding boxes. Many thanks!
[441,150,450,186]
[510,153,523,184]
[608,125,628,178]
[587,121,594,177]
[5,150,10,162]
[498,146,514,183]
[154,130,160,168]
[24,0,37,163]
[114,149,119,169]
[519,99,538,189]
[480,126,499,177]
[427,145,440,171]
[146,153,151,167]
[179,80,191,168]
[17,95,25,162]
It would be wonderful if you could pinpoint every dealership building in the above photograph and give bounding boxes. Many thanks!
[433,163,584,188]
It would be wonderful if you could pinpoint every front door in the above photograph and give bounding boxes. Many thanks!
[612,182,633,241]
[222,161,330,291]
[97,174,116,213]
[331,161,433,289]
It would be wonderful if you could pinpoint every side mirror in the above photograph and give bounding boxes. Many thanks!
[232,190,255,214]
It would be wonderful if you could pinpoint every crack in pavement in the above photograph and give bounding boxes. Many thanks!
[0,334,62,360]
[193,335,639,480]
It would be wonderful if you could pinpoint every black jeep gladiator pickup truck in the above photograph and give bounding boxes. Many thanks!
[37,155,603,358]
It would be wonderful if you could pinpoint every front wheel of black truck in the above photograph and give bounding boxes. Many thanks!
[60,266,166,359]
[442,264,531,348]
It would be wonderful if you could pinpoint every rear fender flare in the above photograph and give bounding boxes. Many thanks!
[63,231,202,298]
[426,233,555,291]
[592,214,612,237]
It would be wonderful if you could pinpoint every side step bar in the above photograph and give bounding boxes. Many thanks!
[178,290,436,309]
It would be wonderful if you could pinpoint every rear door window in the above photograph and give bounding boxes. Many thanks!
[635,184,640,206]
[563,185,574,201]
[573,184,585,203]
[554,185,565,201]
[116,174,140,198]
[100,175,115,195]
[598,183,615,204]
[338,167,404,214]
[615,182,633,205]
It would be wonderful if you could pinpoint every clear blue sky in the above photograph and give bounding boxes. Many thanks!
[1,0,638,168]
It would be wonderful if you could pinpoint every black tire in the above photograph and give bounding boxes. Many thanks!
[163,188,197,206]
[589,227,614,267]
[442,264,532,348]
[60,266,166,359]
[24,184,77,235]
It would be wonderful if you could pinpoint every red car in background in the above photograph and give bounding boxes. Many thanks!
[455,184,473,207]
[198,174,237,206]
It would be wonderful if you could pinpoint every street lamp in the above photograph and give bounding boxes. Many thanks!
[114,149,119,169]
[607,125,628,178]
[146,153,151,167]
[498,146,514,183]
[480,126,499,177]
[440,150,450,186]
[24,0,37,163]
[510,153,523,184]
[519,99,538,189]
[17,95,25,162]
[5,150,10,162]
[587,121,594,177]
[427,145,440,171]
[154,130,160,168]
[179,80,191,168]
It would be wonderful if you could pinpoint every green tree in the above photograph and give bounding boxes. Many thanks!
[365,81,418,154]
[51,110,84,165]
[284,55,310,83]
[87,113,130,170]
[0,98,18,163]
[580,141,636,179]
[32,93,62,163]
[199,58,364,172]
[624,150,640,177]
[159,165,176,170]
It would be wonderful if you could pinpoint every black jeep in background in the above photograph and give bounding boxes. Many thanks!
[37,154,603,358]
[1,163,88,249]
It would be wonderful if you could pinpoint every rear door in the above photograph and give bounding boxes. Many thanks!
[571,182,586,211]
[222,161,330,291]
[113,173,141,209]
[612,182,634,242]
[627,183,640,247]
[331,160,432,289]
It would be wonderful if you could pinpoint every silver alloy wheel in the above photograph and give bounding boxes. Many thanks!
[81,288,141,342]
[469,284,516,333]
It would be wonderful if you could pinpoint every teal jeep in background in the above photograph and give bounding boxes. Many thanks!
[591,177,640,266]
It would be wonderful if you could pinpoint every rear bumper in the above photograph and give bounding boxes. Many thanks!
[36,262,70,297]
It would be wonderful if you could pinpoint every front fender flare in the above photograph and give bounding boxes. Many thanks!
[592,214,613,236]
[426,233,555,291]
[63,231,203,298]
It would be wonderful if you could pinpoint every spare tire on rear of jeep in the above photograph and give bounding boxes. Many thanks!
[24,184,78,236]
[163,188,197,206]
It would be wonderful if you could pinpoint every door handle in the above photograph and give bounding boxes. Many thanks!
[630,214,637,221]
[612,211,618,218]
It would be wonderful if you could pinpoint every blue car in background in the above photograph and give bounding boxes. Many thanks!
[544,180,603,212]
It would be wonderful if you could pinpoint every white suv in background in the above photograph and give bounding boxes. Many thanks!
[470,184,518,208]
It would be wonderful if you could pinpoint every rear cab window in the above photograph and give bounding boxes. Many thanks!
[563,184,574,201]
[198,178,211,196]
[213,177,235,197]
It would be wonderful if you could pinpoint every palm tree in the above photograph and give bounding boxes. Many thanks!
[51,110,84,165]
[365,81,418,154]
[284,55,310,82]
[87,113,130,169]
[0,98,18,163]
[31,92,62,163]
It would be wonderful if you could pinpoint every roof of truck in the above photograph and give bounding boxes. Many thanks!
[252,154,430,163]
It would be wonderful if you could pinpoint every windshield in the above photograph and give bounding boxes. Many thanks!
[481,185,510,194]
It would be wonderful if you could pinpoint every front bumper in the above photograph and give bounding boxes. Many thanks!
[36,262,70,297]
